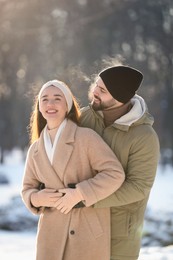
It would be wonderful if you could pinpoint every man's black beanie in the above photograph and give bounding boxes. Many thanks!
[99,66,143,103]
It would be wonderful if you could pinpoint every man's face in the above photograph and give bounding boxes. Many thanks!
[90,77,123,111]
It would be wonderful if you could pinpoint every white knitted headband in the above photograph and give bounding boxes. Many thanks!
[38,80,73,113]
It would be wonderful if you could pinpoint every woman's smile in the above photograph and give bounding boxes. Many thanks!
[46,109,58,114]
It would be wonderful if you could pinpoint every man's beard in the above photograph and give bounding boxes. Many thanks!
[91,99,109,111]
[91,96,119,111]
[92,101,103,111]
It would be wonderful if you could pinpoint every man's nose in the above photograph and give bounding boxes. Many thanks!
[93,86,99,95]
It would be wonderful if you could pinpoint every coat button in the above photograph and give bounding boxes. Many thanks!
[70,230,75,235]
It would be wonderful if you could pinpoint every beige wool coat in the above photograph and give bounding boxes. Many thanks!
[21,119,125,260]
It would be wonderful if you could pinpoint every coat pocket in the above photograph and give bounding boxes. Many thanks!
[82,208,107,239]
[111,210,130,238]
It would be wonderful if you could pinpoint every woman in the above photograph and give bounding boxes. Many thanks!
[21,79,125,260]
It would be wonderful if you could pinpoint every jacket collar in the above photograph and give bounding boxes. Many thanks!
[89,95,153,131]
[115,95,147,126]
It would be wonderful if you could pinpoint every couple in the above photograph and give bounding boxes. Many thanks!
[21,63,160,260]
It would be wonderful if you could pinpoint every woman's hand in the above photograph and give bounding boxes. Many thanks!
[55,188,84,214]
[31,188,63,208]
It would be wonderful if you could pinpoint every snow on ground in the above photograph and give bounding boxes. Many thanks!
[0,149,24,197]
[0,230,173,260]
[140,246,173,260]
[0,231,36,259]
[0,149,173,259]
[147,164,173,213]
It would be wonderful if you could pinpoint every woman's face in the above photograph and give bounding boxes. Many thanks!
[39,86,68,129]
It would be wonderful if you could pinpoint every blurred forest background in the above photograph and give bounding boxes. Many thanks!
[0,0,173,164]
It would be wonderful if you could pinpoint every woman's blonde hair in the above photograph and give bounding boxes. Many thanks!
[29,83,81,144]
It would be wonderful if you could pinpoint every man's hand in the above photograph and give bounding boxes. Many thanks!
[31,188,63,208]
[55,188,84,214]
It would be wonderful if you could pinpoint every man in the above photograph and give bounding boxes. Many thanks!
[80,65,160,260]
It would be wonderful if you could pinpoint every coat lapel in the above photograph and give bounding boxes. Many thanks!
[52,120,77,181]
[33,120,77,188]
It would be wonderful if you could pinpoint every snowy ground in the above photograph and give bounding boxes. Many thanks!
[0,149,173,259]
[1,231,173,260]
[0,231,36,259]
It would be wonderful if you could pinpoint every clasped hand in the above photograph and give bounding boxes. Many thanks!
[31,188,63,208]
[31,188,83,214]
[55,188,83,214]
